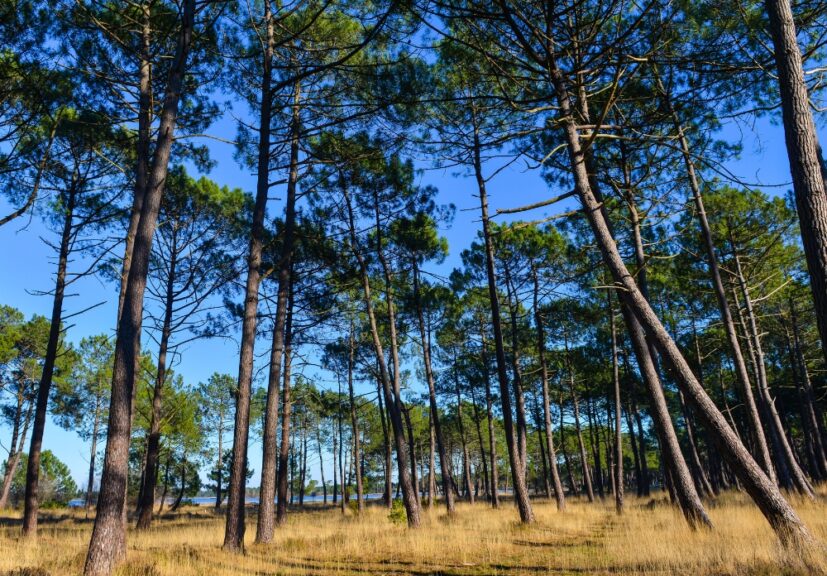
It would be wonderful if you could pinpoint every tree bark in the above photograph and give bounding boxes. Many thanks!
[546,55,814,546]
[85,5,195,571]
[472,121,533,523]
[347,324,364,513]
[23,175,77,537]
[135,236,178,530]
[276,283,295,524]
[765,0,827,371]
[256,73,301,543]
[344,186,420,527]
[412,261,455,514]
[222,0,274,553]
[531,269,566,510]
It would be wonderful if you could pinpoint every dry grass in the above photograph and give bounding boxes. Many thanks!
[0,490,825,576]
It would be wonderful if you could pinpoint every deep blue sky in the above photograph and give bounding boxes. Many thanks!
[0,106,822,490]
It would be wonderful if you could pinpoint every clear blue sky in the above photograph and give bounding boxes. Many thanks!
[0,107,820,490]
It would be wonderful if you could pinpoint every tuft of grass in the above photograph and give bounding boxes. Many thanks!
[0,488,824,575]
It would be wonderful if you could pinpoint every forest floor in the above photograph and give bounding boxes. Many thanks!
[0,489,825,576]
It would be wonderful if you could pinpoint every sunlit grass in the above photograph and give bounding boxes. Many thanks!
[0,488,825,575]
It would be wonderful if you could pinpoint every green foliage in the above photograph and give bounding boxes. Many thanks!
[388,499,407,524]
[10,451,77,507]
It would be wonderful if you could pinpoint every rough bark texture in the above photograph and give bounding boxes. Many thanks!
[256,74,300,544]
[223,1,273,552]
[765,0,827,372]
[85,3,194,573]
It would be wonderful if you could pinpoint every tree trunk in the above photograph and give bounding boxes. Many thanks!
[609,292,623,514]
[547,55,814,546]
[472,121,532,523]
[730,246,813,497]
[453,367,474,504]
[470,385,490,500]
[765,0,827,372]
[412,261,455,514]
[256,73,301,543]
[428,416,436,508]
[222,0,274,553]
[0,395,33,509]
[276,285,295,524]
[157,458,170,514]
[215,407,223,511]
[136,239,178,530]
[23,177,77,537]
[86,398,102,509]
[532,269,566,510]
[344,187,419,526]
[348,325,364,513]
[658,82,775,480]
[480,326,500,508]
[564,334,595,502]
[170,455,187,512]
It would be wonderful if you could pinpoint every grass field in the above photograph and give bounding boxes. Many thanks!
[0,490,825,576]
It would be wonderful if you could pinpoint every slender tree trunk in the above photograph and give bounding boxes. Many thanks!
[545,56,814,546]
[256,74,301,543]
[0,395,33,509]
[730,247,813,497]
[560,399,578,495]
[412,262,455,513]
[472,120,532,522]
[765,0,827,371]
[503,265,528,477]
[222,1,274,553]
[347,325,364,513]
[157,458,170,514]
[586,398,604,499]
[480,326,500,508]
[402,405,421,508]
[428,415,436,508]
[86,399,102,509]
[344,188,419,526]
[609,292,624,514]
[23,178,77,537]
[376,378,392,508]
[276,285,295,524]
[564,334,594,502]
[116,6,153,547]
[136,242,178,530]
[170,455,187,512]
[470,386,490,500]
[656,79,776,481]
[453,367,474,504]
[215,410,223,511]
[532,270,566,510]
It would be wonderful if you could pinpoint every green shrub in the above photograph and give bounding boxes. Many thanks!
[388,499,406,524]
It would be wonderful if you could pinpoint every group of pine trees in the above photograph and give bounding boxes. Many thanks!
[2,0,827,574]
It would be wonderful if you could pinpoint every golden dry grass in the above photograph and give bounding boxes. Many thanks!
[0,490,825,576]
